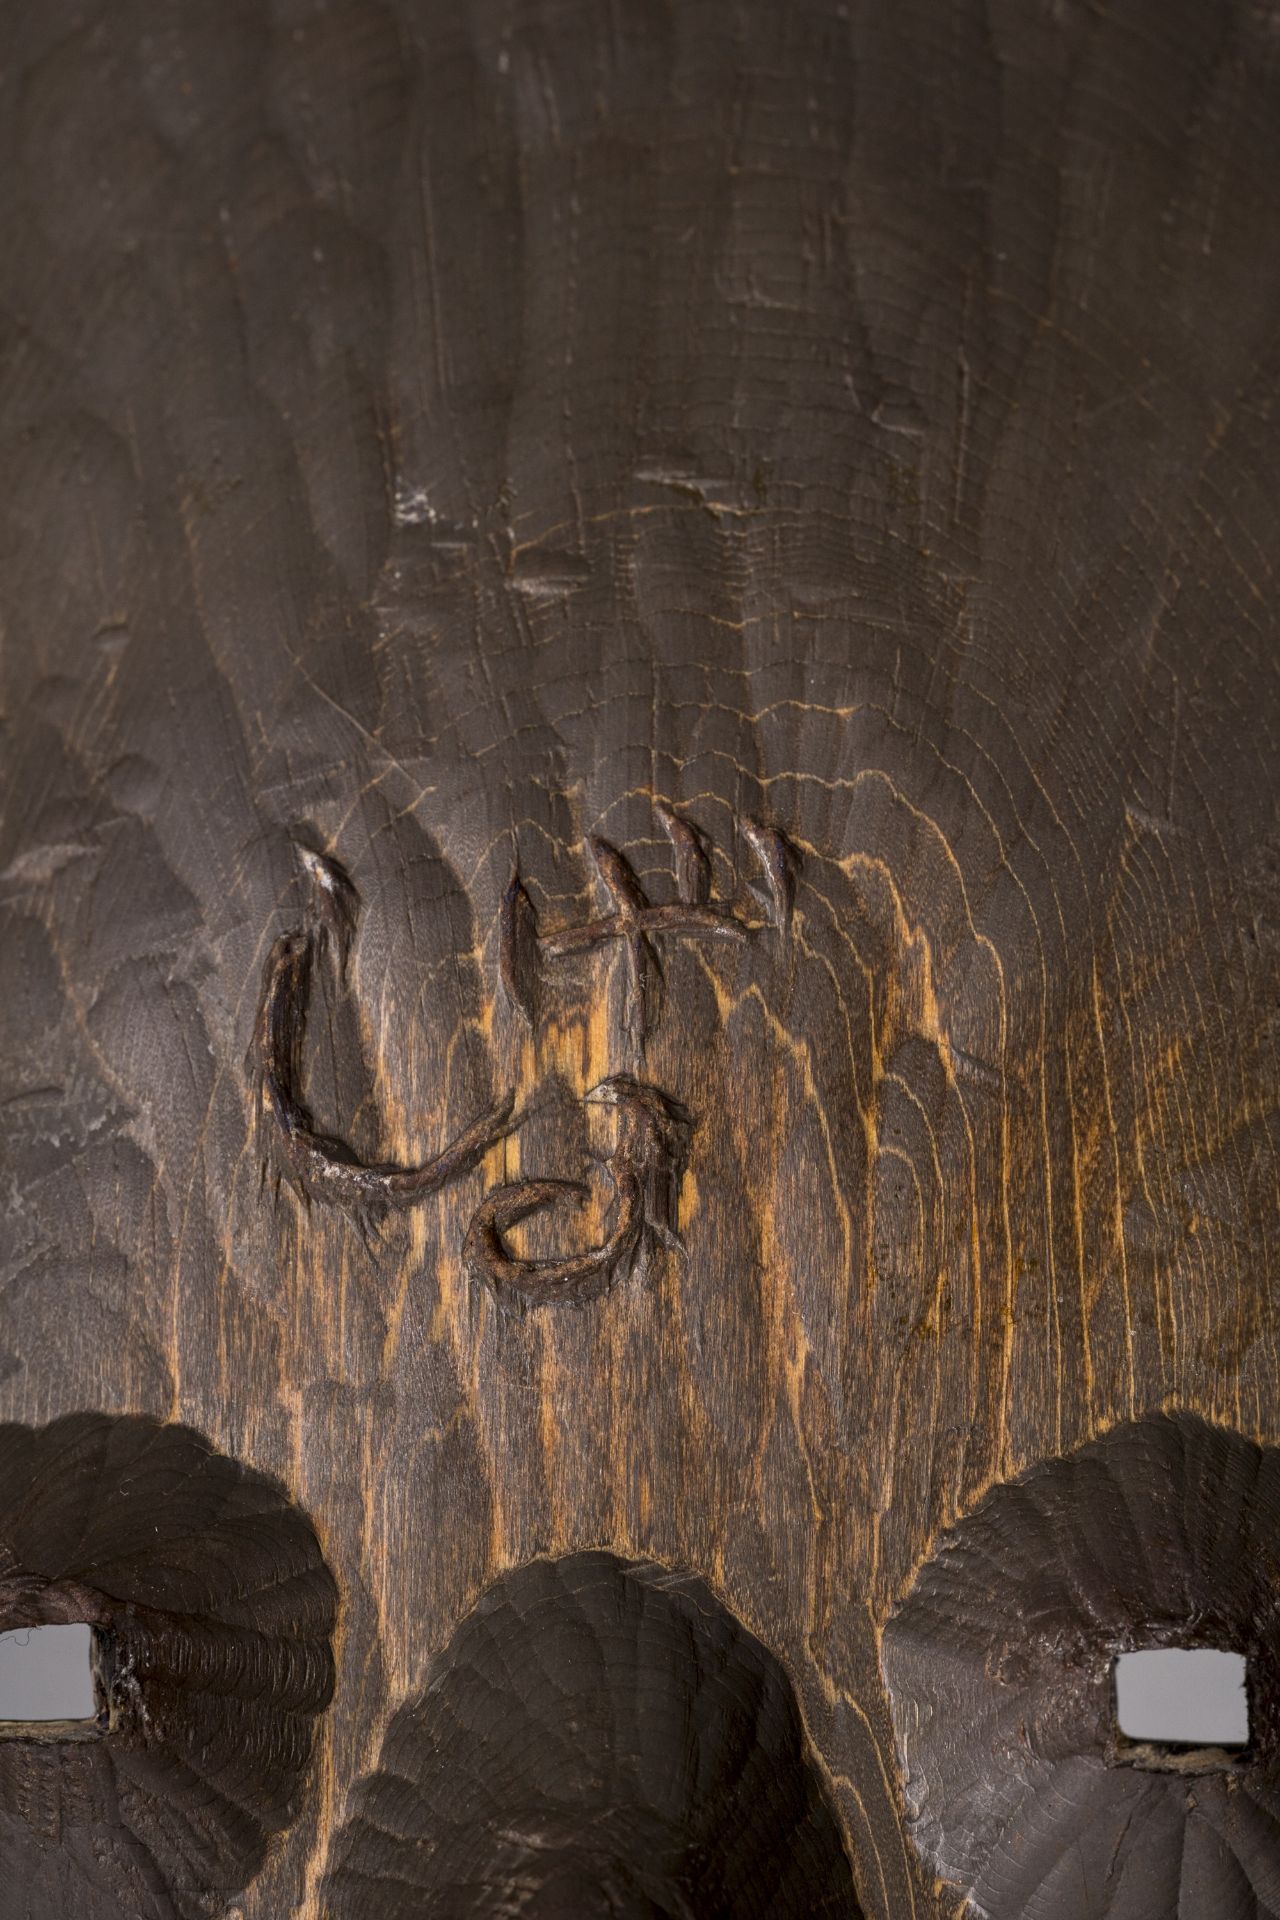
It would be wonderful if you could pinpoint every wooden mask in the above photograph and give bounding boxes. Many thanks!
[1,3,1277,1917]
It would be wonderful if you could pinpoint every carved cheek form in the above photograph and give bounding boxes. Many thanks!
[882,1415,1280,1919]
[321,1552,860,1919]
[0,1414,338,1920]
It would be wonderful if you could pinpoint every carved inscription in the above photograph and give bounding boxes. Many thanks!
[321,1551,858,1915]
[251,848,515,1229]
[464,1078,693,1311]
[251,810,797,1306]
[501,807,797,1039]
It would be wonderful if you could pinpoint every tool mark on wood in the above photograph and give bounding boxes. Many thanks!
[464,1077,693,1310]
[251,846,516,1232]
[501,807,798,1039]
[0,1412,337,1919]
[320,1550,860,1918]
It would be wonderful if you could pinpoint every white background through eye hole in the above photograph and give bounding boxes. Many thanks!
[0,1624,98,1722]
[1113,1647,1249,1747]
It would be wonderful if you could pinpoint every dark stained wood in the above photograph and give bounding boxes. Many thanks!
[0,1,1277,1915]
[0,1414,337,1918]
[882,1413,1280,1915]
[323,1550,859,1917]
[254,848,518,1230]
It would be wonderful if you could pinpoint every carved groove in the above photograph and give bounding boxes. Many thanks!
[464,1077,693,1310]
[0,1412,337,1920]
[251,847,515,1229]
[501,811,798,1040]
[322,1550,860,1918]
[881,1414,1280,1920]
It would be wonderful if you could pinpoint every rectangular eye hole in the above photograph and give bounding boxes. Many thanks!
[0,1624,99,1727]
[1113,1648,1250,1750]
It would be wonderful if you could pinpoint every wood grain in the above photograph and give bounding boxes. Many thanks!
[323,1549,858,1917]
[0,1,1277,1914]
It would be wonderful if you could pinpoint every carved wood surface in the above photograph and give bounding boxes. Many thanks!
[0,2,1277,1915]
